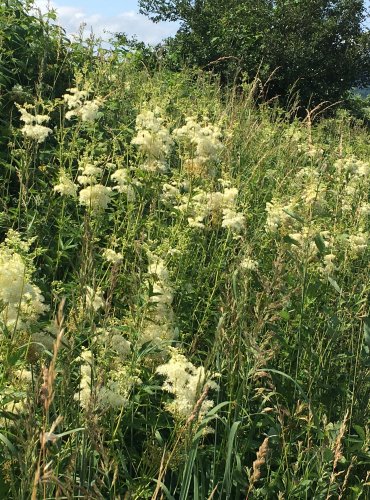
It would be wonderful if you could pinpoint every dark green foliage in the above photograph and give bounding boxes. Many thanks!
[139,0,370,108]
[0,0,73,100]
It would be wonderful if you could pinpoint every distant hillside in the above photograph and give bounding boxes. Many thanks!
[354,87,370,97]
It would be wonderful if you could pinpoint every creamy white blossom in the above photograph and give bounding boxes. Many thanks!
[131,109,172,170]
[54,170,78,198]
[17,105,52,143]
[74,348,93,409]
[79,184,112,211]
[86,286,105,311]
[156,348,219,420]
[103,248,123,264]
[240,257,259,271]
[0,235,48,330]
[221,208,245,233]
[64,88,101,122]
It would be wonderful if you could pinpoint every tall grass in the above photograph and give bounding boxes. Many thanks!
[0,37,368,499]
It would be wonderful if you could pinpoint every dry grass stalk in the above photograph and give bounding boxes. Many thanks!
[31,299,66,500]
[325,410,349,500]
[247,437,269,498]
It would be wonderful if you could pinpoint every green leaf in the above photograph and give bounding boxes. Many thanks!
[328,276,342,294]
[0,432,16,454]
[223,421,241,496]
[314,234,326,254]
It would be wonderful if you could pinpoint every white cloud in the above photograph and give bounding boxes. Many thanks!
[33,0,178,45]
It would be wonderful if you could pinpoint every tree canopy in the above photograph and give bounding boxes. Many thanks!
[139,0,370,107]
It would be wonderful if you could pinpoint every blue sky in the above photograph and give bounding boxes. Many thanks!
[34,0,179,44]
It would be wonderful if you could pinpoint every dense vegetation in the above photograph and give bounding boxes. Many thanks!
[140,0,370,107]
[0,1,369,498]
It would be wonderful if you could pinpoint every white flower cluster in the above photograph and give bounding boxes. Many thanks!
[17,105,52,143]
[77,159,112,211]
[97,367,141,410]
[347,230,368,256]
[173,116,222,164]
[97,326,131,358]
[289,227,322,259]
[85,286,105,312]
[265,199,296,233]
[53,169,78,198]
[240,257,259,271]
[297,143,324,160]
[174,185,245,233]
[103,248,123,265]
[79,184,112,211]
[334,156,370,213]
[156,348,219,420]
[334,156,370,177]
[161,182,182,205]
[110,167,136,201]
[140,251,176,347]
[91,325,140,410]
[320,253,337,276]
[131,109,173,172]
[53,158,112,211]
[0,236,48,330]
[295,169,326,210]
[77,160,103,186]
[63,88,101,122]
[74,348,93,410]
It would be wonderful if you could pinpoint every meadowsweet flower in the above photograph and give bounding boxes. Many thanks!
[64,88,101,122]
[17,105,52,143]
[77,160,103,186]
[63,87,88,108]
[347,231,368,256]
[265,199,296,233]
[96,327,132,358]
[188,215,206,229]
[139,251,176,347]
[79,184,112,211]
[111,168,128,191]
[161,183,181,204]
[32,330,55,353]
[173,116,222,164]
[156,348,219,420]
[98,380,128,408]
[297,143,323,159]
[13,368,32,383]
[79,99,100,122]
[110,168,136,200]
[221,208,245,233]
[0,239,48,330]
[98,367,141,409]
[111,334,131,357]
[147,253,173,306]
[74,348,93,409]
[301,181,326,208]
[359,202,370,216]
[288,227,318,259]
[54,169,78,197]
[334,156,370,177]
[131,109,172,170]
[320,253,337,275]
[86,286,105,311]
[175,184,244,232]
[103,248,123,264]
[240,257,259,271]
